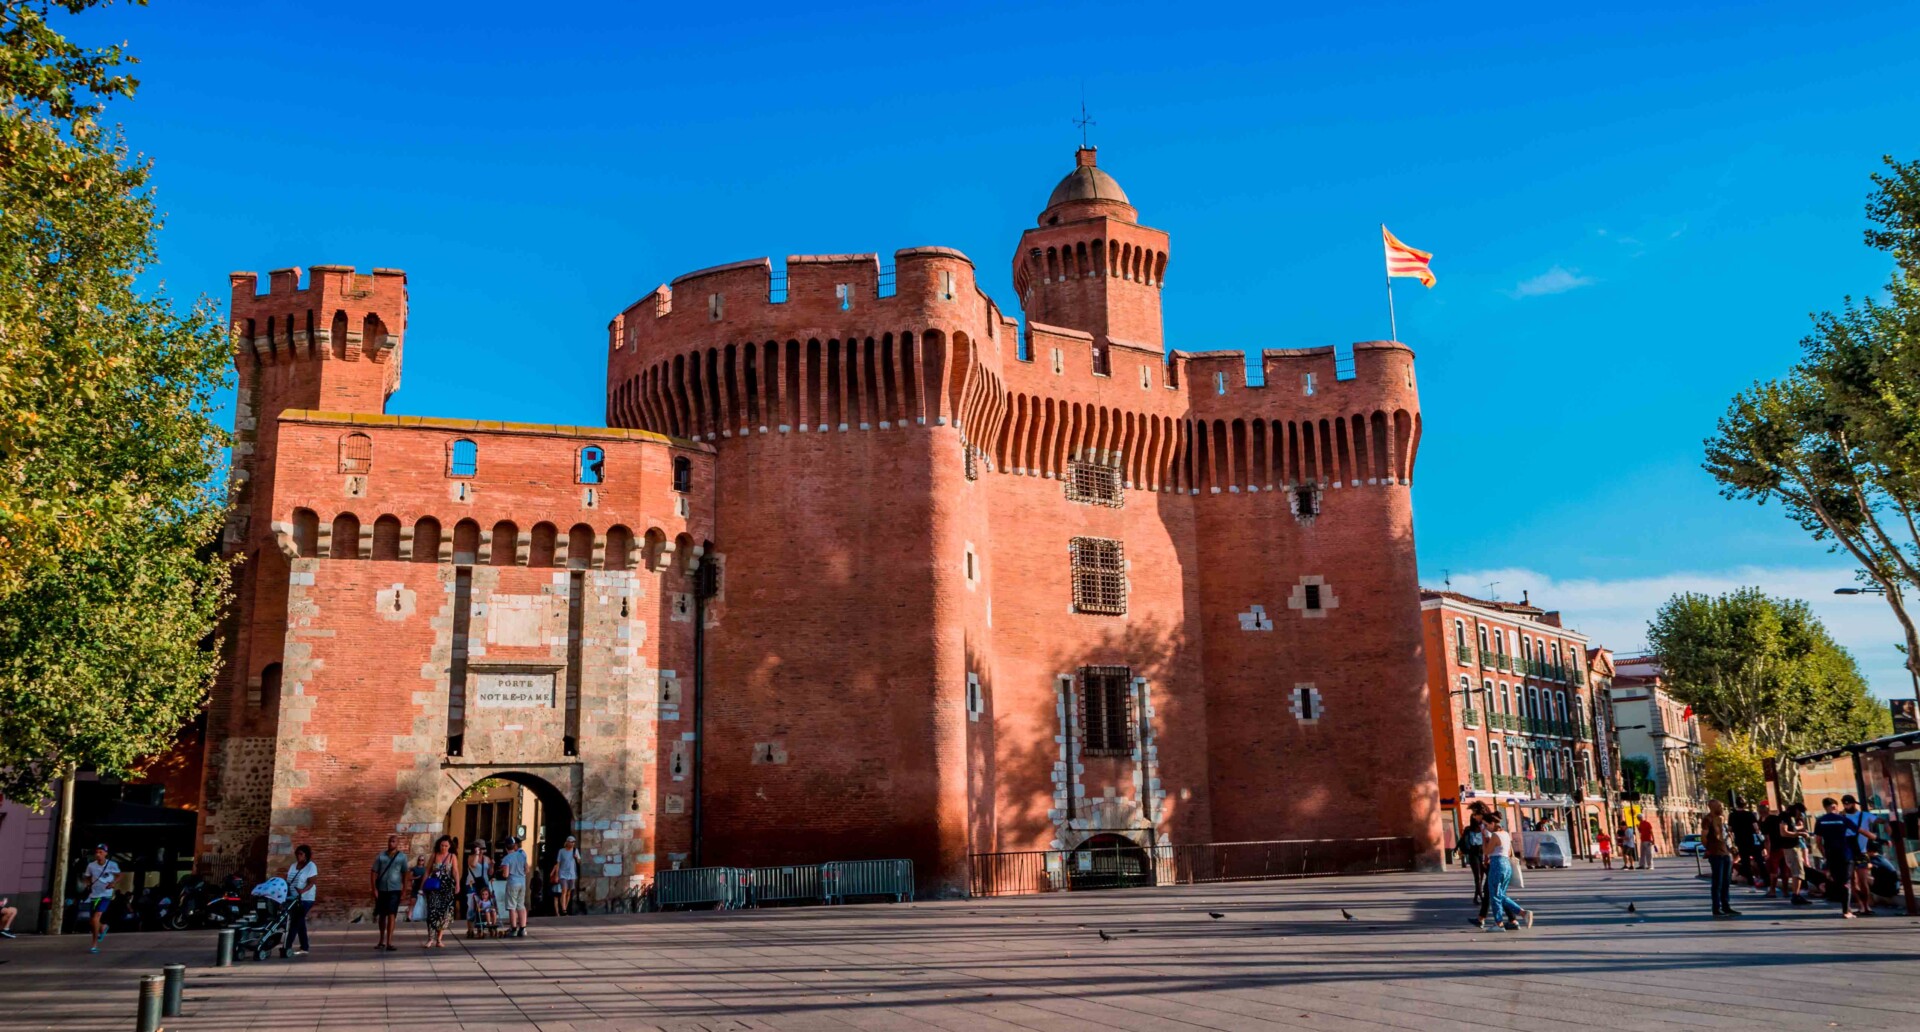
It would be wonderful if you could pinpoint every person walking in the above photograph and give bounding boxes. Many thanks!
[1597,829,1613,870]
[1730,800,1762,888]
[1637,815,1657,871]
[1779,803,1812,905]
[420,835,459,947]
[1618,822,1638,870]
[1840,795,1879,915]
[370,835,409,952]
[283,844,319,957]
[81,844,119,953]
[1703,801,1738,917]
[552,835,582,916]
[1813,798,1862,918]
[1478,812,1532,931]
[1456,806,1487,926]
[463,840,490,939]
[1759,803,1785,896]
[500,836,530,938]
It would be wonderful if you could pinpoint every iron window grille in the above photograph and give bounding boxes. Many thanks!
[339,432,373,474]
[1070,536,1127,614]
[1079,665,1134,755]
[963,441,979,481]
[1065,459,1123,507]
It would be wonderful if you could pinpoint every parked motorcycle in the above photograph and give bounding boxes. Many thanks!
[161,874,246,931]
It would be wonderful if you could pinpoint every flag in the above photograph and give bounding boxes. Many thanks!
[1383,226,1436,287]
[1681,704,1693,721]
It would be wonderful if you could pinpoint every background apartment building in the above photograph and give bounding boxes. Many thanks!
[1608,655,1707,850]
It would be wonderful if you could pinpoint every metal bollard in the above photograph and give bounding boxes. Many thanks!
[161,963,186,1017]
[136,973,163,1032]
[215,927,235,967]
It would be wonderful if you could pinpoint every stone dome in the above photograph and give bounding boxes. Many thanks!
[1047,149,1130,208]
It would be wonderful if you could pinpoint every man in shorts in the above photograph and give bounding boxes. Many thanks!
[0,894,18,938]
[1841,795,1879,915]
[1776,804,1811,905]
[500,836,530,938]
[81,843,119,953]
[370,835,409,951]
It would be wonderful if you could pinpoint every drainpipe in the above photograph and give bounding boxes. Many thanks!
[689,556,715,868]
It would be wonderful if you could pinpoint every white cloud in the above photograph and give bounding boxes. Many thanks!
[1508,266,1596,298]
[1431,565,1914,699]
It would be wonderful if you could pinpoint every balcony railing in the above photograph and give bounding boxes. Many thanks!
[1455,645,1474,664]
[1470,772,1486,790]
[1461,708,1481,729]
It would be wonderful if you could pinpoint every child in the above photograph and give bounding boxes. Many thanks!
[1597,830,1613,870]
[470,884,500,939]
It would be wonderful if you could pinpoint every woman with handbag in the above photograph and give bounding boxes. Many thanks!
[420,835,459,948]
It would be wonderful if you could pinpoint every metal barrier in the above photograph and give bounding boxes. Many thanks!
[822,859,914,904]
[969,837,1418,897]
[653,866,746,910]
[747,864,823,907]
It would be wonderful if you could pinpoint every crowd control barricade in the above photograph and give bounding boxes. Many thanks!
[653,866,746,910]
[821,859,914,904]
[747,864,823,907]
[969,837,1417,897]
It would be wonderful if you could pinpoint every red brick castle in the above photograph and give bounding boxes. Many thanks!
[198,148,1442,906]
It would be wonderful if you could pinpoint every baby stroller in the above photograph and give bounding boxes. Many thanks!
[233,877,296,961]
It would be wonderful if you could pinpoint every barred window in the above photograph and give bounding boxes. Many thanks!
[1065,459,1122,506]
[1069,536,1126,614]
[963,443,979,481]
[339,432,373,474]
[1079,666,1133,755]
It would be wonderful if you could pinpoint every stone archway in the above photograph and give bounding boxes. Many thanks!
[442,769,575,915]
[1066,831,1156,892]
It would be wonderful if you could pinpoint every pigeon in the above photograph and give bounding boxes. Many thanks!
[1626,902,1637,914]
[1208,912,1226,920]
[1341,909,1356,921]
[1097,930,1116,942]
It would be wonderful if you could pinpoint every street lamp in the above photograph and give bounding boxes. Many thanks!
[1832,584,1920,702]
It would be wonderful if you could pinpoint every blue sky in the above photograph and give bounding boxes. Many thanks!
[82,1,1920,696]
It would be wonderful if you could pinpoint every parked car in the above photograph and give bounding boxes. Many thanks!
[1676,834,1705,856]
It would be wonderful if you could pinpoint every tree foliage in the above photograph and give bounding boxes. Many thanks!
[1699,735,1767,805]
[1647,589,1888,801]
[0,0,231,802]
[1705,156,1920,693]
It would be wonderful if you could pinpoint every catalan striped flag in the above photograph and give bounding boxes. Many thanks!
[1382,226,1437,287]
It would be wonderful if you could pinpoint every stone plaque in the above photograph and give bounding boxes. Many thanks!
[473,670,556,708]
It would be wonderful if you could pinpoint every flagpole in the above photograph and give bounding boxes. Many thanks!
[1383,224,1399,342]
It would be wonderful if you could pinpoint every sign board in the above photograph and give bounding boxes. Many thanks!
[473,670,556,708]
[1891,699,1918,735]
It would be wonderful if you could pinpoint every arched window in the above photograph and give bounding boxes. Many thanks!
[1454,619,1466,650]
[331,512,361,559]
[579,446,605,485]
[1494,630,1506,656]
[372,515,402,561]
[1520,636,1532,663]
[448,438,478,478]
[413,517,442,563]
[1527,686,1539,719]
[1563,748,1574,782]
[1498,683,1510,713]
[1482,679,1494,713]
[258,662,282,711]
[1467,739,1480,776]
[339,432,373,474]
[673,455,692,493]
[1477,625,1489,652]
[490,521,519,566]
[568,524,594,570]
[1490,741,1504,776]
[1556,691,1568,725]
[1457,674,1470,695]
[1551,641,1563,667]
[604,526,633,571]
[292,508,319,557]
[528,523,558,567]
[452,519,481,565]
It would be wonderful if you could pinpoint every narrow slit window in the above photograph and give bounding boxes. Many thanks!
[1303,372,1317,396]
[1304,583,1322,610]
[836,283,852,311]
[939,270,955,301]
[1079,666,1134,754]
[1051,348,1064,375]
[708,293,724,320]
[1069,536,1126,615]
[1214,371,1226,395]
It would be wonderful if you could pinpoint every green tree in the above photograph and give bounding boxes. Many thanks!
[1646,589,1888,801]
[1619,756,1656,796]
[1699,735,1767,805]
[1705,157,1920,696]
[0,0,231,802]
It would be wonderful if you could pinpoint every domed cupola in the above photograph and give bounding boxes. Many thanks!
[1040,147,1138,225]
[1014,147,1168,349]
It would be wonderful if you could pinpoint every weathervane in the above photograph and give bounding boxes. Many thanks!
[1073,96,1096,149]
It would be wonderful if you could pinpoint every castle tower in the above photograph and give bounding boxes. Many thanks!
[1012,148,1169,355]
[198,265,408,873]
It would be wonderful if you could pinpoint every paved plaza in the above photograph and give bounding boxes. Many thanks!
[3,864,1917,1031]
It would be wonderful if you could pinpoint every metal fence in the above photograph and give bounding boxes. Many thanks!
[969,837,1417,897]
[746,864,823,907]
[653,866,747,910]
[822,859,914,904]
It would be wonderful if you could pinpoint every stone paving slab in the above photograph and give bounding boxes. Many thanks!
[2,864,1916,1031]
